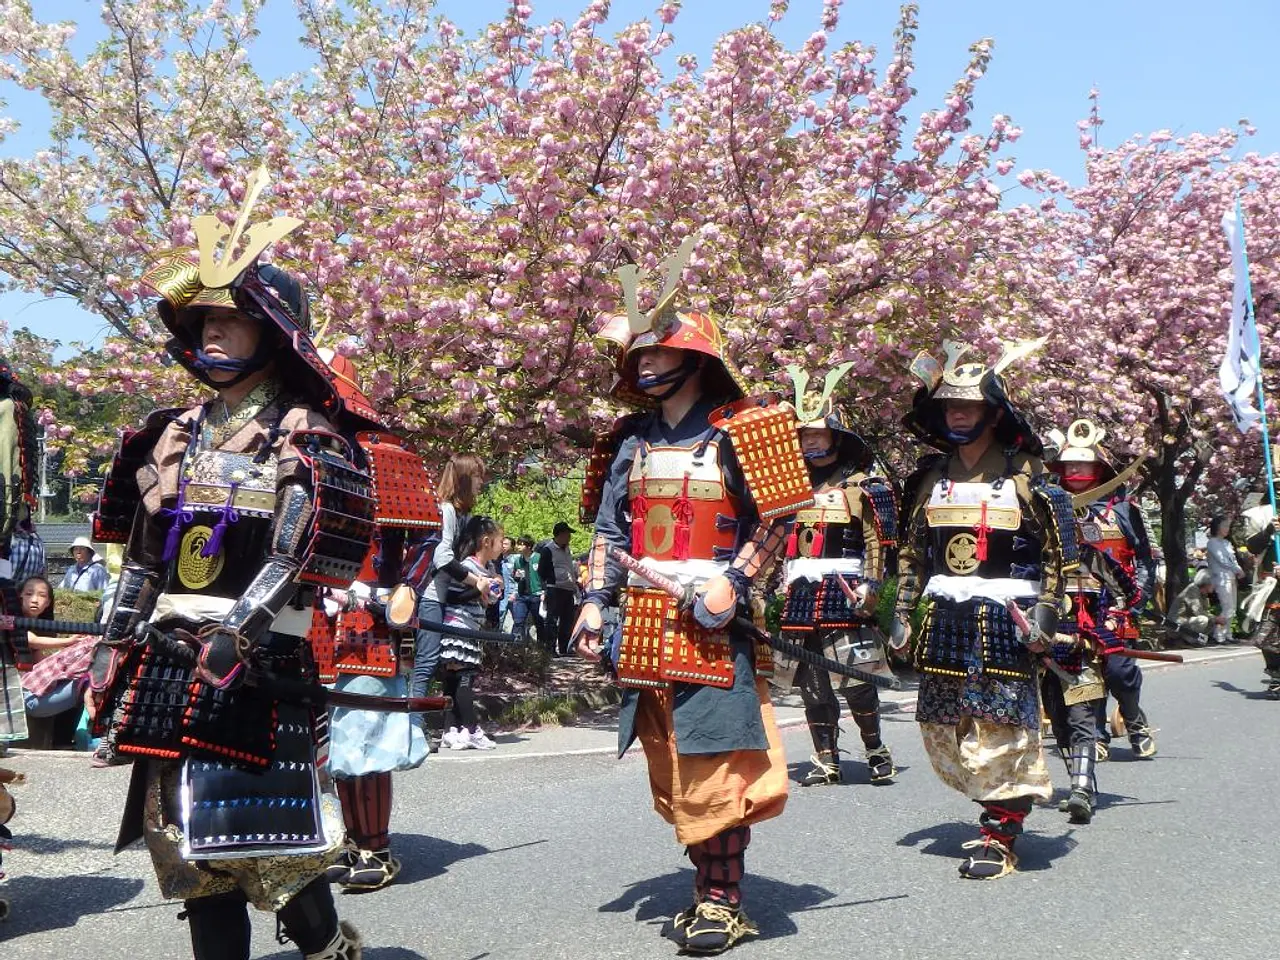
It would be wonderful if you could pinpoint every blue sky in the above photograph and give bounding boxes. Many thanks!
[3,0,1277,350]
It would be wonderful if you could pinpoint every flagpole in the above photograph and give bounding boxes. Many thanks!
[1236,197,1280,564]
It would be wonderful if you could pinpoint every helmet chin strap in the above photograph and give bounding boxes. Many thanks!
[803,447,837,461]
[944,407,994,446]
[636,354,699,401]
[190,332,278,388]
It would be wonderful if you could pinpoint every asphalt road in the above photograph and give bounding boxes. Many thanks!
[1,649,1274,960]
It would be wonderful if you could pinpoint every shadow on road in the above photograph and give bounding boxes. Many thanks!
[599,867,861,942]
[15,832,119,855]
[1211,679,1276,700]
[0,873,145,936]
[391,834,549,886]
[265,948,431,959]
[897,820,1080,873]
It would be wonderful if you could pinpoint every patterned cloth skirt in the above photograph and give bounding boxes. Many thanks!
[328,673,429,777]
[440,606,483,668]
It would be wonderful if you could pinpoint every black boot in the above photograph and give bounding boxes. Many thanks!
[865,744,896,784]
[677,826,758,954]
[958,802,1029,880]
[1127,712,1158,758]
[324,839,359,884]
[802,723,841,787]
[340,848,400,893]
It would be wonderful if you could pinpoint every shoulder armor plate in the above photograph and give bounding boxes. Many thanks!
[860,476,900,547]
[708,395,814,520]
[1032,478,1081,570]
[92,407,186,543]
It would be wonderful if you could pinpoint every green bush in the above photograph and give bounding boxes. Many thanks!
[52,588,103,623]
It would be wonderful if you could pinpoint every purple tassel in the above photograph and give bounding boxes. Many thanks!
[202,483,240,558]
[159,479,194,563]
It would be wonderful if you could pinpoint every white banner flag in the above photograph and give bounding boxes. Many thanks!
[1220,199,1262,433]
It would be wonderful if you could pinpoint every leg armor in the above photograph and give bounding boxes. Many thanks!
[844,682,895,784]
[277,877,349,957]
[680,826,759,955]
[1065,741,1096,825]
[185,891,252,960]
[797,654,842,787]
[330,774,397,888]
[959,797,1032,881]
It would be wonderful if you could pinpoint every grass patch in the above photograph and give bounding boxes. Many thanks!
[499,694,580,729]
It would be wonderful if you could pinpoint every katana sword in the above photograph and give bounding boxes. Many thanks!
[608,547,901,690]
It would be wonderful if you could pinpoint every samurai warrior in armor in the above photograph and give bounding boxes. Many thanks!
[1240,497,1280,697]
[776,362,899,787]
[573,241,809,954]
[1046,420,1158,762]
[896,338,1077,880]
[0,355,38,747]
[85,170,367,960]
[316,352,440,893]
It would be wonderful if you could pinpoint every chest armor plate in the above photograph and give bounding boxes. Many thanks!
[925,479,1039,580]
[163,447,279,598]
[793,487,864,560]
[628,443,739,561]
[1079,515,1135,571]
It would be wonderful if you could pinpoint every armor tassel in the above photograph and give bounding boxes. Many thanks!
[975,500,990,562]
[785,527,799,559]
[631,476,650,559]
[810,522,825,557]
[202,482,240,558]
[672,474,694,561]
[160,478,194,562]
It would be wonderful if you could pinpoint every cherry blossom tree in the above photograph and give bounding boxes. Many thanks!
[0,0,1021,476]
[987,99,1280,599]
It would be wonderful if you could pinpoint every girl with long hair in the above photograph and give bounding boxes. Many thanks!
[440,516,504,750]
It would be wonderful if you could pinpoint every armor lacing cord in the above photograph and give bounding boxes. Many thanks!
[631,452,650,559]
[810,521,826,557]
[974,500,990,562]
[673,473,694,561]
[202,481,241,558]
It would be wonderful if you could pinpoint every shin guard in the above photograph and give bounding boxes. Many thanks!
[692,826,750,906]
[340,773,392,851]
[185,891,252,960]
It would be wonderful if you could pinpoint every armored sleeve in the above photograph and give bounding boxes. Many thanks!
[87,505,164,696]
[583,434,640,610]
[1112,500,1156,605]
[849,484,884,585]
[894,470,935,620]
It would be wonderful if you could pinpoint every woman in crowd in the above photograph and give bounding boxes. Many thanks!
[440,515,504,751]
[409,454,500,722]
[1206,515,1245,644]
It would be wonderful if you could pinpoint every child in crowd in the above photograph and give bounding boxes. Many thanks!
[440,516,505,751]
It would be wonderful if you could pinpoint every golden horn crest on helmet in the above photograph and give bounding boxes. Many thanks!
[194,166,303,289]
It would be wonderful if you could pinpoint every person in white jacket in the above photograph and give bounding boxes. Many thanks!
[1206,515,1245,643]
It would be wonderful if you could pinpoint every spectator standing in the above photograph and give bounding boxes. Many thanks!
[1206,515,1245,644]
[538,521,580,656]
[509,535,544,645]
[8,517,46,583]
[409,455,500,721]
[498,536,517,630]
[440,516,504,750]
[60,537,108,594]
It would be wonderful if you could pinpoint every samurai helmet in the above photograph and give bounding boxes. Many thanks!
[785,361,873,469]
[141,167,339,414]
[595,238,746,407]
[903,336,1046,454]
[1046,419,1116,469]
